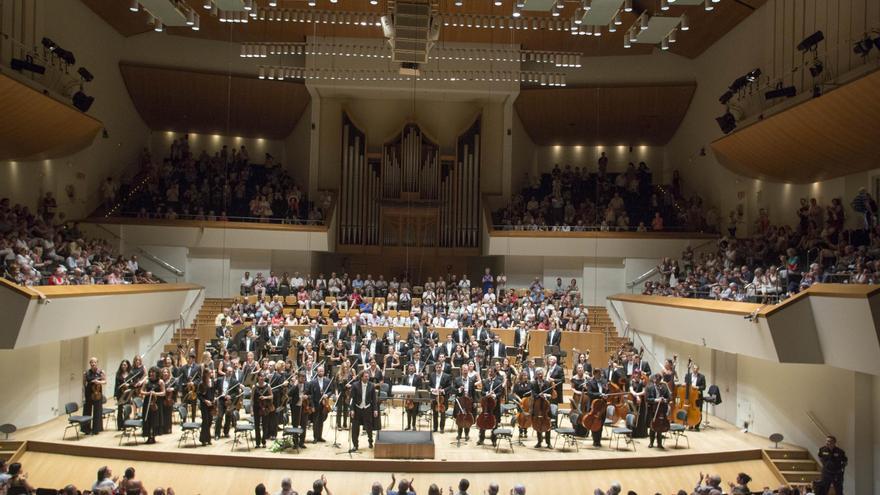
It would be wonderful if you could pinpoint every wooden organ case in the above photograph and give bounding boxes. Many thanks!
[339,111,481,253]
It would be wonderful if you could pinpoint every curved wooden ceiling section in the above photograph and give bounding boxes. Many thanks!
[82,0,765,59]
[710,69,880,184]
[119,63,310,139]
[515,83,696,146]
[0,74,103,161]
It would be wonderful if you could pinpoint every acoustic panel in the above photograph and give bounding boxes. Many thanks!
[119,63,310,139]
[710,69,880,183]
[515,83,696,146]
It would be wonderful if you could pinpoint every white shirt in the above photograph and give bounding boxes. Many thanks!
[359,381,369,408]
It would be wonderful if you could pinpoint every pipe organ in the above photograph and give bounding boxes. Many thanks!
[338,111,481,250]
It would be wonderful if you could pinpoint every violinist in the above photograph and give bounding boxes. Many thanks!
[114,359,133,430]
[647,373,672,449]
[429,362,452,432]
[252,372,273,448]
[160,367,176,435]
[512,370,532,439]
[570,364,589,402]
[241,351,260,386]
[269,361,288,439]
[624,354,651,377]
[82,357,107,435]
[530,368,553,448]
[140,366,165,444]
[629,371,649,438]
[240,329,261,360]
[683,364,706,431]
[329,340,347,369]
[195,370,214,445]
[213,365,239,439]
[585,368,608,447]
[268,325,289,358]
[408,350,427,378]
[130,355,147,418]
[349,369,379,451]
[572,351,593,376]
[477,367,503,447]
[454,363,478,441]
[402,363,422,430]
[308,365,333,443]
[335,361,355,430]
[545,356,565,405]
[522,359,537,382]
[289,370,308,449]
[181,353,202,420]
[421,325,440,346]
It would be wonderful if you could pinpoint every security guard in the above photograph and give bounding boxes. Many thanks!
[817,435,847,495]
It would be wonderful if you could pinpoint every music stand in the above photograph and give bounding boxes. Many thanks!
[415,390,430,431]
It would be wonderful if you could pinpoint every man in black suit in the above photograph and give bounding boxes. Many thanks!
[477,367,503,447]
[428,362,452,432]
[586,368,608,447]
[213,366,240,439]
[452,327,469,345]
[349,369,379,450]
[181,353,202,420]
[624,354,651,377]
[545,326,562,349]
[472,324,493,347]
[401,363,422,430]
[513,326,529,358]
[487,334,507,360]
[646,373,672,449]
[682,364,706,430]
[453,363,479,441]
[531,368,553,448]
[330,322,349,343]
[305,320,323,347]
[267,326,288,358]
[545,356,565,405]
[422,326,440,346]
[347,318,363,342]
[442,335,457,357]
[408,350,427,378]
[307,366,334,443]
[239,329,261,361]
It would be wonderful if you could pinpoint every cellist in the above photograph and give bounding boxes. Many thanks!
[454,363,478,441]
[585,368,608,448]
[477,367,503,447]
[512,370,532,440]
[530,368,553,449]
[569,364,590,437]
[647,373,672,449]
[629,370,649,439]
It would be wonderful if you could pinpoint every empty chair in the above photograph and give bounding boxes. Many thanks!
[177,404,201,448]
[231,410,255,451]
[610,413,637,451]
[62,402,91,441]
[669,410,690,448]
[119,405,143,446]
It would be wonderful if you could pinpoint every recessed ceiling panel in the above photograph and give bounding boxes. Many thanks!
[581,0,624,26]
[634,16,681,44]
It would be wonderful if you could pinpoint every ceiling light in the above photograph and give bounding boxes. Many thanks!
[269,0,277,5]
[186,9,195,25]
[628,28,638,42]
[495,0,503,5]
[243,0,253,11]
[669,27,677,42]
[202,0,212,10]
[258,67,265,79]
[512,7,521,17]
[573,8,583,24]
[455,0,463,6]
[129,0,139,12]
[308,0,316,6]
[624,36,631,48]
[640,14,649,30]
[581,0,592,10]
[661,0,669,10]
[556,0,564,8]
[705,0,714,11]
[515,0,525,7]
[371,0,379,4]
[608,22,616,32]
[261,45,268,57]
[192,13,200,30]
[551,5,561,16]
[268,68,275,80]
[613,11,622,25]
[624,0,632,12]
[153,20,164,32]
[661,37,669,50]
[680,13,689,31]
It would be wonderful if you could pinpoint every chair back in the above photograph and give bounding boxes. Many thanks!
[176,404,187,422]
[123,404,133,420]
[64,402,79,415]
[625,413,635,428]
[605,405,615,417]
[676,410,687,422]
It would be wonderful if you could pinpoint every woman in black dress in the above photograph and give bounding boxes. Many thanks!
[141,367,165,444]
[160,367,176,434]
[114,359,132,430]
[197,370,215,446]
[629,371,649,438]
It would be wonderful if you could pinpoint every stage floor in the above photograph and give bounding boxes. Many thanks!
[15,404,791,474]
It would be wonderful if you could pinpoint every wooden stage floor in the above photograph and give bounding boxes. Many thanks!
[16,406,789,474]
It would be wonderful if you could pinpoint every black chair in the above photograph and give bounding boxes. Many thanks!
[176,405,201,448]
[281,425,303,453]
[669,411,689,448]
[102,404,115,430]
[63,402,91,440]
[610,413,636,451]
[492,427,514,453]
[231,410,255,452]
[119,405,143,446]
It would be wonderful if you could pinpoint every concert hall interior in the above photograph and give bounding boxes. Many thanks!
[2,0,880,494]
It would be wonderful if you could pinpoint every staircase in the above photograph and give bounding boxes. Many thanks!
[764,448,823,487]
[0,441,25,463]
[588,305,628,353]
[161,297,229,358]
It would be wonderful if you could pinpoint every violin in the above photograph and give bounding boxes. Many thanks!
[185,382,198,403]
[476,382,500,430]
[90,381,103,402]
[454,396,475,429]
[302,395,315,416]
[164,376,178,407]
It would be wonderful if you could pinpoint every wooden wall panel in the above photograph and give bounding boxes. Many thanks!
[0,74,103,161]
[514,83,696,146]
[119,63,310,139]
[710,69,880,183]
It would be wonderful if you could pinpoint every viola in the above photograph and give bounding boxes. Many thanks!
[302,395,315,416]
[530,395,552,433]
[454,396,475,429]
[261,396,276,415]
[581,397,607,432]
[651,397,671,433]
[405,398,416,411]
[433,391,447,413]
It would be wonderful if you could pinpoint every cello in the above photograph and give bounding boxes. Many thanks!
[580,395,606,432]
[454,396,475,430]
[476,382,500,431]
[516,394,533,430]
[530,382,554,435]
[651,389,671,434]
[607,375,630,423]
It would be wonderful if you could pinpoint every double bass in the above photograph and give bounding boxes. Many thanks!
[672,358,702,427]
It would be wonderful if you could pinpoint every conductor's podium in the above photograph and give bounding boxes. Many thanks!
[374,431,435,459]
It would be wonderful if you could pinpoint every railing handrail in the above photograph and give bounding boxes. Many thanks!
[626,266,659,289]
[105,211,327,225]
[91,223,183,277]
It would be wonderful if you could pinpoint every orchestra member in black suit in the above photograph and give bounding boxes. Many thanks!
[252,373,273,448]
[441,335,457,357]
[452,328,469,345]
[682,364,706,430]
[454,363,479,441]
[213,366,239,439]
[472,325,493,348]
[354,343,372,370]
[288,370,308,449]
[585,369,608,447]
[349,370,379,450]
[408,350,428,379]
[487,334,507,360]
[422,327,440,346]
[401,363,422,430]
[140,367,165,444]
[477,367,503,447]
[428,362,452,432]
[647,374,672,449]
[308,366,334,443]
[181,353,202,420]
[82,357,106,435]
[239,329,261,361]
[545,356,565,405]
[267,326,288,358]
[623,354,651,377]
[545,327,562,349]
[330,322,349,343]
[531,368,553,448]
[513,326,530,359]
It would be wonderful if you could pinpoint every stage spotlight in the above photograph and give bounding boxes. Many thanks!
[718,90,734,105]
[10,56,46,75]
[53,47,76,65]
[853,36,874,56]
[809,59,823,78]
[77,67,94,82]
[72,90,94,112]
[41,37,57,51]
[764,85,796,99]
[745,68,761,82]
[797,30,824,52]
[716,111,736,134]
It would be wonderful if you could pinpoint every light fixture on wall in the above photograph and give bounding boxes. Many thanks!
[186,9,196,25]
[660,0,669,11]
[269,0,278,6]
[660,37,669,50]
[680,13,689,31]
[153,19,164,32]
[668,27,677,43]
[203,0,212,9]
[129,0,139,13]
[704,0,714,11]
[639,13,649,30]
